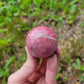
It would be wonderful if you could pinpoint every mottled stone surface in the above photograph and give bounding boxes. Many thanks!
[26,26,58,58]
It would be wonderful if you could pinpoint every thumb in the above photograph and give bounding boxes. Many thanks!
[8,47,39,83]
[45,55,57,84]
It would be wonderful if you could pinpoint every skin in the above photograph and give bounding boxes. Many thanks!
[8,46,61,84]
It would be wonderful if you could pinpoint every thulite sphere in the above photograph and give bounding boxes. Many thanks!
[26,26,58,58]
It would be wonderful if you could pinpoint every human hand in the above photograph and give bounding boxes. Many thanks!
[8,46,61,84]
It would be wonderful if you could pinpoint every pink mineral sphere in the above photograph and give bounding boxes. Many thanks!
[26,26,58,58]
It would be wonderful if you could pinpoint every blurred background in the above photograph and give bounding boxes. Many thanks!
[0,0,84,84]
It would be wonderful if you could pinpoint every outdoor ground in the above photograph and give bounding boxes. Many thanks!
[0,0,84,84]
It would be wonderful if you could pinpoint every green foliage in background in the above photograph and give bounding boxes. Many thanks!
[0,0,83,27]
[72,58,84,71]
[0,56,15,84]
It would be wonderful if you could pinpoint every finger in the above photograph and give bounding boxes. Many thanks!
[45,55,57,84]
[38,58,47,74]
[56,46,61,58]
[25,46,29,56]
[25,47,39,69]
[8,47,39,83]
[56,46,61,74]
[28,58,47,83]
